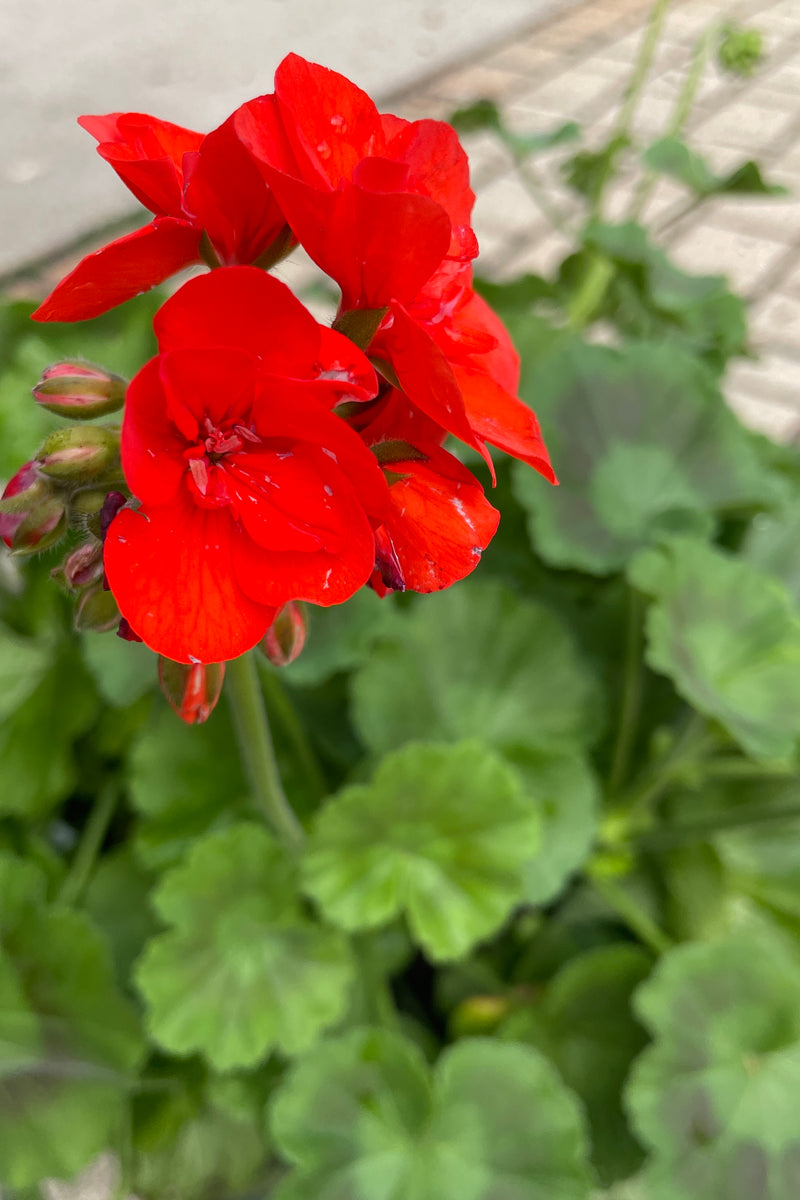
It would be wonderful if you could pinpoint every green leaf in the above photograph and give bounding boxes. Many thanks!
[0,638,99,817]
[135,823,353,1070]
[642,137,787,198]
[0,855,144,1190]
[83,846,160,984]
[282,588,399,687]
[502,944,651,1184]
[563,135,628,205]
[626,935,800,1199]
[508,749,600,905]
[132,1064,271,1200]
[629,538,800,762]
[81,631,156,707]
[449,98,580,159]
[743,494,800,606]
[513,341,776,575]
[128,697,251,869]
[351,579,601,758]
[271,1028,594,1200]
[303,742,539,961]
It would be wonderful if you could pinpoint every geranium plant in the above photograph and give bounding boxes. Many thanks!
[1,5,799,1198]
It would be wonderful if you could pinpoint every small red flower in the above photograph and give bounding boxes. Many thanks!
[103,268,389,664]
[33,114,290,322]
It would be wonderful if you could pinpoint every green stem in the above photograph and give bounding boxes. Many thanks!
[257,660,328,803]
[226,652,305,847]
[620,714,714,824]
[608,589,645,795]
[567,253,615,329]
[57,779,117,907]
[592,875,673,955]
[514,155,576,236]
[355,936,399,1029]
[629,22,716,220]
[615,0,673,138]
[641,799,800,849]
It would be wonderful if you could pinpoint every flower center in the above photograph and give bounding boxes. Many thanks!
[183,417,260,506]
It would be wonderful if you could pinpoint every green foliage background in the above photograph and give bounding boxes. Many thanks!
[1,8,799,1198]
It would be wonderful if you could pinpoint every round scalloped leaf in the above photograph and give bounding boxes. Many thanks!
[135,823,353,1071]
[743,495,800,606]
[508,750,600,906]
[302,742,540,961]
[512,341,776,574]
[351,579,601,758]
[270,1028,593,1200]
[629,538,800,762]
[626,935,800,1200]
[0,870,144,1190]
[501,944,651,1184]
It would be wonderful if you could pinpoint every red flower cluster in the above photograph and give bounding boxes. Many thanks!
[31,54,555,666]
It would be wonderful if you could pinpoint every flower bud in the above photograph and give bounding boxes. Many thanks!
[0,461,45,547]
[74,583,120,632]
[718,23,764,77]
[61,541,104,589]
[37,426,120,482]
[260,602,307,667]
[33,361,126,419]
[10,497,68,556]
[158,657,225,725]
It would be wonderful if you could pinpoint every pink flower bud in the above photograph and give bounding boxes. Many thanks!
[10,496,67,556]
[61,541,104,589]
[158,658,225,725]
[0,461,44,547]
[260,601,307,667]
[74,583,120,632]
[37,426,120,482]
[33,361,126,419]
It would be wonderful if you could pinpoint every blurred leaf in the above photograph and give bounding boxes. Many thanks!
[270,1028,594,1200]
[80,631,156,707]
[513,341,774,574]
[718,23,765,77]
[281,588,398,687]
[502,944,651,1184]
[128,696,251,869]
[449,98,580,158]
[351,579,602,758]
[626,935,800,1199]
[630,538,800,762]
[508,749,600,905]
[83,846,159,984]
[135,823,353,1071]
[303,742,539,961]
[743,495,800,606]
[0,854,144,1190]
[0,636,99,817]
[132,1064,271,1200]
[0,293,160,479]
[563,135,628,205]
[643,137,787,198]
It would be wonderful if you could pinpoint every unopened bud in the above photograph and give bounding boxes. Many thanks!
[158,658,225,725]
[74,583,119,632]
[99,491,127,540]
[62,541,104,589]
[450,994,511,1039]
[33,361,126,419]
[11,497,67,556]
[0,461,44,547]
[718,23,764,77]
[38,426,119,482]
[260,602,307,667]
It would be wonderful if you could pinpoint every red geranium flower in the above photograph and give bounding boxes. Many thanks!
[235,54,554,485]
[103,267,389,664]
[33,113,290,322]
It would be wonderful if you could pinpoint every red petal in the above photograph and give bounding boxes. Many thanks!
[121,359,187,506]
[233,93,303,179]
[453,290,520,394]
[315,327,378,403]
[231,456,376,608]
[375,304,492,471]
[386,118,475,240]
[251,377,390,523]
[104,493,274,664]
[453,366,556,483]
[261,170,451,309]
[376,445,499,592]
[79,112,203,214]
[153,267,321,373]
[32,219,202,323]
[274,53,385,185]
[184,116,288,265]
[226,451,330,552]
[158,346,257,434]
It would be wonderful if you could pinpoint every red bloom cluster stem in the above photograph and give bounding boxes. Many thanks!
[22,53,556,671]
